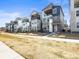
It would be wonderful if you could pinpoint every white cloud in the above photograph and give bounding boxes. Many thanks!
[0,7,38,27]
[0,11,21,27]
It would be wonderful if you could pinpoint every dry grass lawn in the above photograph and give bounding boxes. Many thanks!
[0,32,79,59]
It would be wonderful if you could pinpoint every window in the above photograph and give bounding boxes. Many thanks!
[43,18,46,22]
[53,8,57,14]
[54,16,57,20]
[74,2,79,8]
[76,11,79,16]
[77,22,79,28]
[44,14,46,17]
[47,18,49,22]
[32,23,33,24]
[34,22,36,24]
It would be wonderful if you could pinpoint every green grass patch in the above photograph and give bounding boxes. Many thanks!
[49,33,79,39]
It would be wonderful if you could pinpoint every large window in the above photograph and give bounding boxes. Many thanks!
[53,8,57,14]
[77,22,79,28]
[76,11,79,16]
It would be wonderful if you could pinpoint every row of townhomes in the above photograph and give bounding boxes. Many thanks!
[6,3,65,33]
[70,0,79,32]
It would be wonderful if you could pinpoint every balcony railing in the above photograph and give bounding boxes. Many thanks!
[74,2,79,8]
[44,9,53,15]
[53,19,60,24]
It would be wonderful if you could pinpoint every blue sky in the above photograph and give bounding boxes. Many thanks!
[0,0,69,27]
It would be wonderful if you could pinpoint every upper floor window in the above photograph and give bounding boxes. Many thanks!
[77,22,79,28]
[53,8,57,14]
[47,18,49,22]
[43,18,46,22]
[76,11,79,16]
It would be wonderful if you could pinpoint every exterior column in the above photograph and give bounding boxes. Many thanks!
[49,19,53,32]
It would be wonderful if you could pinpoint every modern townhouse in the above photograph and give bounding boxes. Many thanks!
[12,20,18,32]
[6,17,31,33]
[41,3,64,33]
[5,3,65,33]
[9,21,14,32]
[41,11,53,33]
[14,17,23,32]
[6,23,11,32]
[31,11,42,32]
[6,21,15,32]
[70,0,79,32]
[21,17,31,32]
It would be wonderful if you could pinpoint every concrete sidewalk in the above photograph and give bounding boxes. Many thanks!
[0,41,25,59]
[2,32,79,43]
[12,34,79,43]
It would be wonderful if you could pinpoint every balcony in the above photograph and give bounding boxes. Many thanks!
[53,20,60,24]
[74,0,79,8]
[31,11,40,20]
[42,3,53,15]
[44,9,53,15]
[31,14,40,20]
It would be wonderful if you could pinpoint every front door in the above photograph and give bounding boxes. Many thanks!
[54,25,57,32]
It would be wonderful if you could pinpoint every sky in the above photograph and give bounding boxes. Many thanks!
[0,0,69,27]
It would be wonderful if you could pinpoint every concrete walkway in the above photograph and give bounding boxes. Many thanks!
[11,34,79,43]
[2,32,79,43]
[0,41,25,59]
